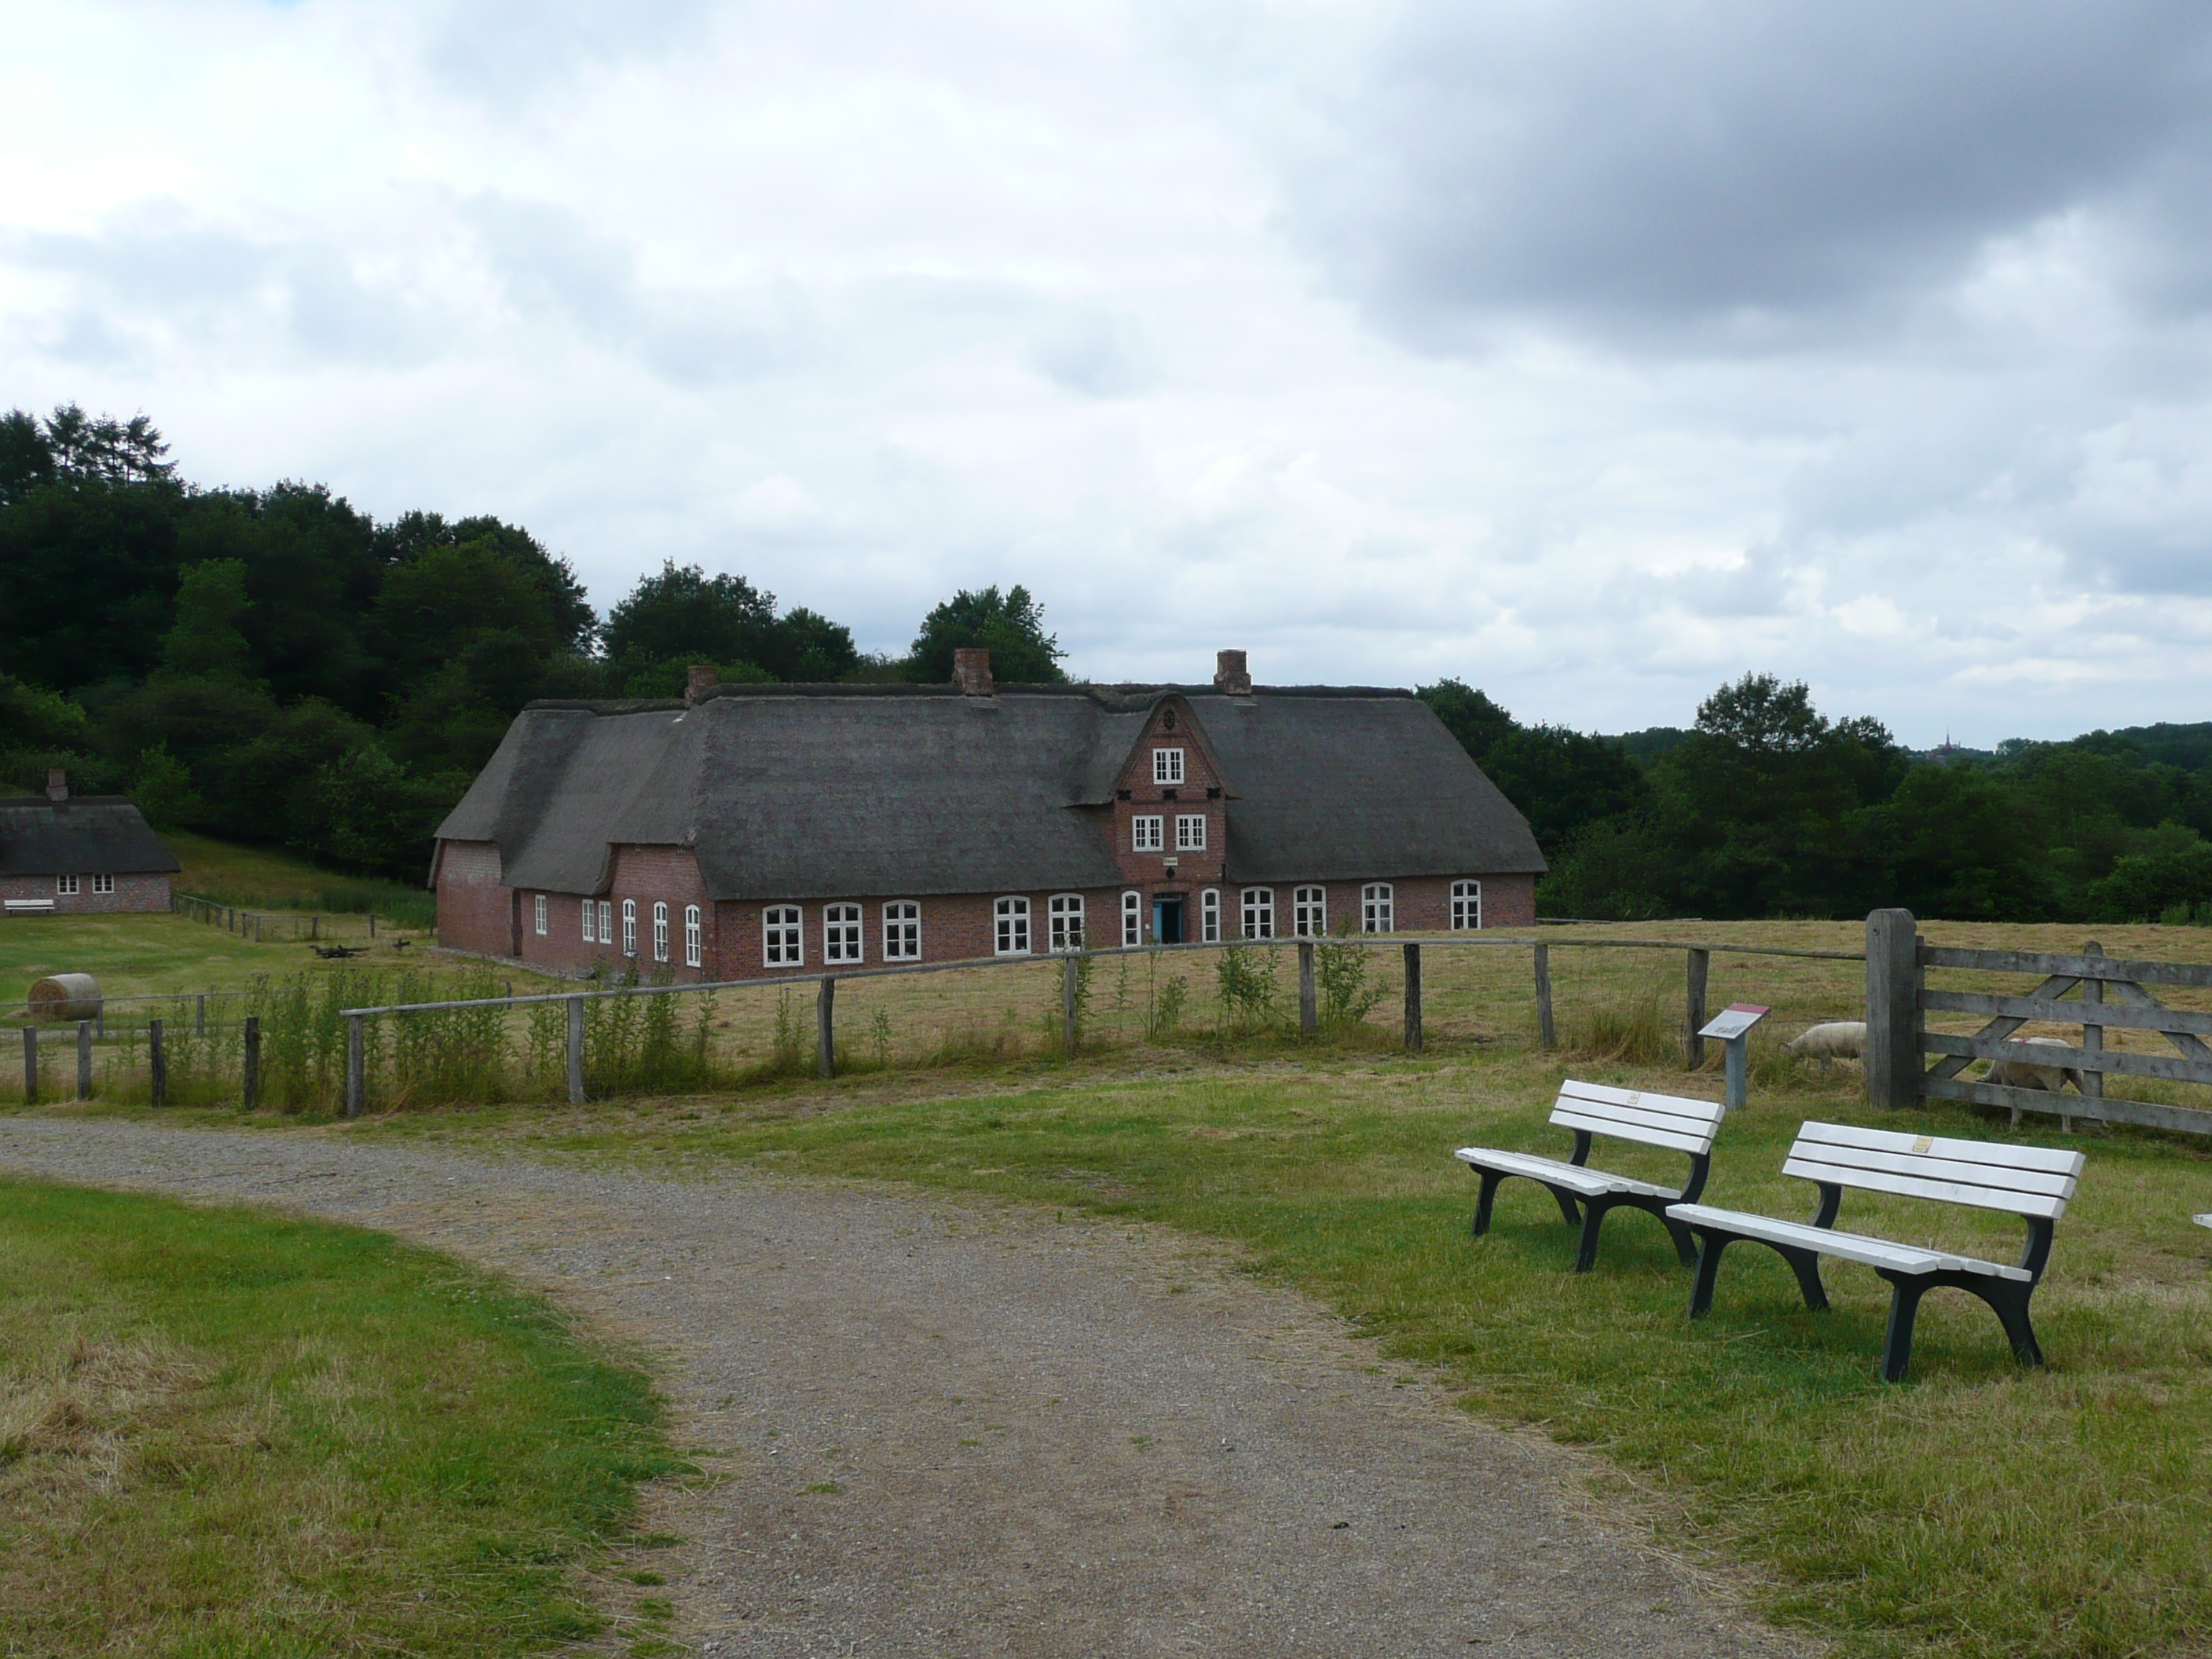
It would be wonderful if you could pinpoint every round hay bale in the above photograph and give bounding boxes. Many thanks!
[27,973,102,1023]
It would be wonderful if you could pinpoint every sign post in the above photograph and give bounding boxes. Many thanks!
[1697,1003,1771,1114]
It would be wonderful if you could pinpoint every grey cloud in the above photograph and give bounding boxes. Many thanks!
[1031,307,1159,397]
[426,0,715,109]
[461,194,820,384]
[1275,1,2212,348]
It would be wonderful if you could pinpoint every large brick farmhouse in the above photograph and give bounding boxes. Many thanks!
[431,650,1545,979]
[1,771,181,916]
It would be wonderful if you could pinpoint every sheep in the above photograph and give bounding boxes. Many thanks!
[1983,1035,2084,1093]
[1784,1021,1866,1062]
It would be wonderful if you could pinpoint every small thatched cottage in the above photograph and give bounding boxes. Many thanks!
[431,650,1546,979]
[0,772,181,916]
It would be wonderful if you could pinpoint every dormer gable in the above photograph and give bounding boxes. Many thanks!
[1108,694,1232,802]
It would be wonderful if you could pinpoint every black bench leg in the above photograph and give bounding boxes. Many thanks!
[1780,1246,1829,1312]
[1687,1234,1730,1319]
[1547,1185,1583,1228]
[1470,1170,1504,1239]
[1879,1276,1930,1383]
[1982,1282,2045,1369]
[1572,1198,1611,1273]
[1663,1217,1698,1269]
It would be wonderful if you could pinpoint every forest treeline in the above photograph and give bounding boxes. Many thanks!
[5,403,2209,922]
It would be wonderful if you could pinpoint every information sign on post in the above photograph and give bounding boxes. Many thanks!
[1697,1002,1771,1113]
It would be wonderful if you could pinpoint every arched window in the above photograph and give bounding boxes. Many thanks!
[621,899,638,957]
[1361,883,1393,934]
[651,901,669,961]
[1292,885,1326,937]
[684,904,702,968]
[824,903,863,964]
[763,905,803,966]
[1240,887,1274,939]
[582,898,595,943]
[1200,888,1221,943]
[994,895,1032,955]
[533,894,548,936]
[1048,894,1084,952]
[597,900,612,944]
[1451,880,1481,931]
[1121,890,1142,947]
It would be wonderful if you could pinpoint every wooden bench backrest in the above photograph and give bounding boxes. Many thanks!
[1550,1081,1726,1157]
[1782,1121,2086,1221]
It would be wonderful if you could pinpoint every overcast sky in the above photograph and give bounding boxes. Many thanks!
[8,1,2212,743]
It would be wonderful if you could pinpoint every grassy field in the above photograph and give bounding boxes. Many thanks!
[0,1175,682,1655]
[169,831,438,932]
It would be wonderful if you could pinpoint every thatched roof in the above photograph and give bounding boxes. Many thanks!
[0,797,180,877]
[436,682,1545,899]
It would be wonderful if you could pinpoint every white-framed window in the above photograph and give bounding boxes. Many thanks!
[1132,815,1164,851]
[1152,747,1185,785]
[1293,885,1327,937]
[684,904,702,968]
[1200,888,1221,943]
[1175,814,1207,851]
[1241,887,1274,939]
[1048,893,1085,952]
[764,904,803,966]
[597,899,613,944]
[995,895,1031,955]
[90,873,114,895]
[1121,890,1142,947]
[533,893,548,936]
[583,899,595,943]
[883,900,921,961]
[652,901,669,962]
[824,902,863,964]
[1451,880,1481,931]
[56,874,78,895]
[621,899,638,957]
[1361,882,1393,934]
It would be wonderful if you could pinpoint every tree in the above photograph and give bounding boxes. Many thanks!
[907,584,1066,683]
[1416,679,1646,859]
[603,562,778,681]
[1416,678,1515,763]
[159,559,257,681]
[0,409,55,506]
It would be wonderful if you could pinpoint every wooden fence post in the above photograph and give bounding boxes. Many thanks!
[817,976,836,1079]
[195,993,206,1036]
[311,915,319,940]
[1685,947,1710,1069]
[1865,908,1921,1110]
[1533,943,1555,1048]
[344,1014,364,1119]
[76,1020,92,1101]
[566,995,585,1104]
[242,1016,261,1111]
[1403,943,1423,1052]
[2075,941,2106,1133]
[149,1018,167,1108]
[21,1027,36,1106]
[1062,954,1079,1059]
[1297,942,1317,1032]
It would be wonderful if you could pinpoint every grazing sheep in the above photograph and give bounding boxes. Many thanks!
[1785,1021,1866,1061]
[1984,1035,2084,1093]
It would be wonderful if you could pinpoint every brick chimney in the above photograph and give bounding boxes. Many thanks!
[45,768,68,803]
[1213,649,1251,695]
[953,647,994,696]
[684,665,716,705]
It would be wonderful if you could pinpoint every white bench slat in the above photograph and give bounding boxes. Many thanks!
[1781,1155,2071,1221]
[1550,1107,1716,1157]
[1453,1148,1679,1200]
[1783,1142,2079,1201]
[1795,1120,2086,1179]
[1665,1203,2031,1281]
[2195,1214,2212,1230]
[1558,1080,1727,1128]
[1551,1093,1726,1141]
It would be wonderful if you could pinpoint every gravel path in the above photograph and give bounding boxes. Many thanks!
[0,1119,1811,1658]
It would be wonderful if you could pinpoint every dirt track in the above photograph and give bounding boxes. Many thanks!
[0,1118,1813,1657]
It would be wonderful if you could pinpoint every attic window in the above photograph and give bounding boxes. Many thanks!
[1206,786,1221,800]
[1161,709,1177,731]
[1152,748,1185,786]
[1117,789,1131,800]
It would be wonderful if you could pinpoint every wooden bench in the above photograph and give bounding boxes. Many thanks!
[1454,1081,1727,1273]
[1667,1122,2086,1382]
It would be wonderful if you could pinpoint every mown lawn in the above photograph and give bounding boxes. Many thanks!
[0,1177,683,1655]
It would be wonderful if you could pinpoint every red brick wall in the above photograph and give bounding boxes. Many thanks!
[1105,698,1228,890]
[1,873,172,915]
[434,841,515,959]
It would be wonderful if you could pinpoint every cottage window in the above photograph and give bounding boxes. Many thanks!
[533,893,548,936]
[1361,882,1393,934]
[1174,814,1207,851]
[1132,815,1163,852]
[653,901,670,962]
[1292,885,1326,937]
[583,899,595,943]
[684,904,702,967]
[597,900,613,944]
[824,903,863,964]
[1121,890,1141,947]
[995,895,1031,955]
[90,874,114,895]
[883,901,921,961]
[56,875,78,896]
[621,899,638,958]
[1152,747,1185,785]
[1200,888,1221,943]
[1048,894,1084,952]
[1241,887,1274,939]
[1451,880,1481,931]
[764,905,804,966]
